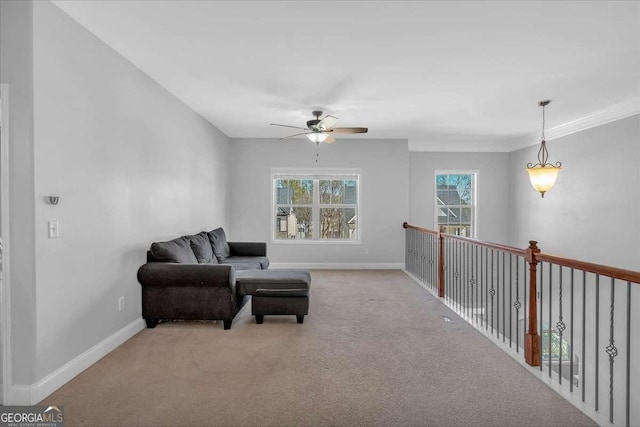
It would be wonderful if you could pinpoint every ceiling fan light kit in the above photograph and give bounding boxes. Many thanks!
[307,132,328,143]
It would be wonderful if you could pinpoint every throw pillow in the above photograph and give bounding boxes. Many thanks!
[208,227,231,262]
[150,236,198,264]
[190,231,218,264]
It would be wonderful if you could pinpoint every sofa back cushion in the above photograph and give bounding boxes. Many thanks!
[208,227,231,262]
[150,236,198,264]
[190,231,218,264]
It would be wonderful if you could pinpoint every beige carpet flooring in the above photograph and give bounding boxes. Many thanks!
[42,270,596,426]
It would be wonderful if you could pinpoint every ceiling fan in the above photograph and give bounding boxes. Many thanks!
[270,110,368,144]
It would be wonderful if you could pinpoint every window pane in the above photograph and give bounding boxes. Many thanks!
[438,207,460,224]
[290,179,312,204]
[319,208,357,240]
[458,176,473,205]
[274,207,312,240]
[319,180,331,204]
[437,189,458,205]
[330,180,345,204]
[276,179,313,205]
[460,207,472,237]
[320,179,356,205]
[344,180,357,204]
[460,207,472,224]
[276,180,291,204]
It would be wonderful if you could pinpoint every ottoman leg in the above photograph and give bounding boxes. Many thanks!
[296,315,304,324]
[223,319,232,330]
[256,315,264,324]
[145,319,158,328]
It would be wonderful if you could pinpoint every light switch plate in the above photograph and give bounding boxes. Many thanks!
[48,220,59,238]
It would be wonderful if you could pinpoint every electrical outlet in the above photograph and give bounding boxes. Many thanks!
[364,248,369,255]
[118,296,125,312]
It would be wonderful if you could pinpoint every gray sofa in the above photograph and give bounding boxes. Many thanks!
[137,227,268,329]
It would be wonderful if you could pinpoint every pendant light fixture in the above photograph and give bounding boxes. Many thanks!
[527,100,561,198]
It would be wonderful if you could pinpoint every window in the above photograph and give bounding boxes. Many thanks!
[272,168,360,242]
[435,172,477,238]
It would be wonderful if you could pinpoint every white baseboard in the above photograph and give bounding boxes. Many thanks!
[9,385,33,406]
[270,262,404,270]
[10,318,145,405]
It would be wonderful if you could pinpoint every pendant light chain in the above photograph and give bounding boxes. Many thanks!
[538,102,549,166]
[541,102,546,141]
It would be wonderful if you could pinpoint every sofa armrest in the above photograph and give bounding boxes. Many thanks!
[137,263,235,290]
[228,241,267,257]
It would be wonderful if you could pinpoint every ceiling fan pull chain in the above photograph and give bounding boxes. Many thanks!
[315,141,319,163]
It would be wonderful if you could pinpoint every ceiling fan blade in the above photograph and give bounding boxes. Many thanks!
[325,135,336,144]
[270,123,310,131]
[280,131,313,140]
[331,127,368,134]
[317,115,338,131]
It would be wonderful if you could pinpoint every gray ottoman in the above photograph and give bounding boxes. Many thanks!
[235,270,311,324]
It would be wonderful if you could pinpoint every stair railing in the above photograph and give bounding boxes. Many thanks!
[402,222,640,427]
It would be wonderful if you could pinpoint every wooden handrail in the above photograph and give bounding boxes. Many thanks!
[443,234,526,257]
[535,252,640,284]
[402,222,525,256]
[402,222,438,235]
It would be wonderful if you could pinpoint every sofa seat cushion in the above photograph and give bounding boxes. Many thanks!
[222,256,268,271]
[223,256,269,270]
[235,269,311,296]
[224,262,262,271]
[208,227,231,262]
[190,231,217,264]
[150,236,198,264]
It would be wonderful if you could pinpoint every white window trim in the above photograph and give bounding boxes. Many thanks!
[434,170,478,238]
[271,167,362,244]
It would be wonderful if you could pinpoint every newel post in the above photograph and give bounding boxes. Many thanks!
[438,227,445,298]
[524,240,541,366]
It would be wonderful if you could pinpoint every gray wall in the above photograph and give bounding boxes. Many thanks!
[7,1,231,383]
[229,138,409,266]
[509,115,640,270]
[409,152,511,244]
[0,0,38,385]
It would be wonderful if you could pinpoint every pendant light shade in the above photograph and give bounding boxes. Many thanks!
[527,165,561,197]
[526,100,562,198]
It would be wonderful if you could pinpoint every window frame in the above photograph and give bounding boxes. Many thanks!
[271,168,362,244]
[434,170,478,238]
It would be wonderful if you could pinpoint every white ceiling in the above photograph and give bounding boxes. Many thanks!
[51,0,640,151]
